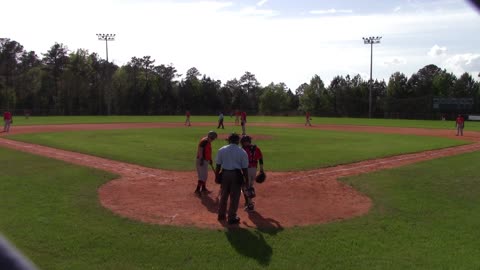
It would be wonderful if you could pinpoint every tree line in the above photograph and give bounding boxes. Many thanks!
[1,38,479,119]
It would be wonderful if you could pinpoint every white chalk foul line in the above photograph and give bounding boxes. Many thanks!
[288,144,480,181]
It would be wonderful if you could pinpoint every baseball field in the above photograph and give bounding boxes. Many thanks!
[1,116,480,269]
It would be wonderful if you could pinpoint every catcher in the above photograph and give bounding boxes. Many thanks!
[240,135,265,212]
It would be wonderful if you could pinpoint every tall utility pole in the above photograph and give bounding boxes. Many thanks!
[362,36,382,118]
[96,34,116,62]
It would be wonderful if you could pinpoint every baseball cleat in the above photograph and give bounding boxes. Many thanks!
[228,217,240,225]
[201,187,211,194]
[244,204,255,212]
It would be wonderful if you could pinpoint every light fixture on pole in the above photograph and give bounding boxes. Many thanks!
[362,36,382,118]
[96,33,116,62]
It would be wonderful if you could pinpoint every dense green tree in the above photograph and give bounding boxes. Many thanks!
[1,38,479,119]
[240,71,262,113]
[432,70,456,97]
[0,39,24,108]
[299,75,329,114]
[453,72,477,97]
[42,43,69,114]
[259,82,289,114]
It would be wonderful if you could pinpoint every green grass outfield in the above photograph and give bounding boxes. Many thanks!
[8,126,465,171]
[1,145,480,269]
[10,115,480,131]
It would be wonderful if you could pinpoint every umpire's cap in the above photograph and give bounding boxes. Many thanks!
[207,131,218,140]
[227,133,240,144]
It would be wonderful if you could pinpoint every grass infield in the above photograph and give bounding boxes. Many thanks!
[10,115,480,131]
[1,146,480,269]
[8,126,465,171]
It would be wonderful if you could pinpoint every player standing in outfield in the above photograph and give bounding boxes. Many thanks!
[217,112,225,129]
[241,135,264,212]
[305,111,312,126]
[240,111,247,135]
[3,111,12,133]
[215,133,249,224]
[195,131,218,195]
[185,110,191,126]
[456,114,465,136]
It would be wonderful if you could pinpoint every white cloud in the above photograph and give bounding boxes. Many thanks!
[428,45,447,57]
[256,0,268,7]
[309,9,353,15]
[444,53,480,74]
[384,57,407,66]
[1,0,480,88]
[240,6,278,17]
[393,6,401,12]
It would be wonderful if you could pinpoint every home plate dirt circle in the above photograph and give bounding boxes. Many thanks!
[97,170,372,229]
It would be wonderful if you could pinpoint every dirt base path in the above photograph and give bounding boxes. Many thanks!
[1,122,479,229]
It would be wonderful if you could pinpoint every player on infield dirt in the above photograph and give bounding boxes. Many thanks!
[3,110,12,133]
[195,131,217,195]
[241,135,264,212]
[240,111,247,135]
[456,114,465,136]
[305,111,312,126]
[185,110,191,126]
[217,112,225,129]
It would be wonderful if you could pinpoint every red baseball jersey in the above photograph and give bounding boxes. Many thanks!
[197,137,212,161]
[306,112,310,119]
[456,116,464,125]
[243,145,263,168]
[186,111,191,117]
[3,112,12,120]
[241,112,247,122]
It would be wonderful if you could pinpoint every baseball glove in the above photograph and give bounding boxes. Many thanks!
[244,187,256,198]
[255,171,266,183]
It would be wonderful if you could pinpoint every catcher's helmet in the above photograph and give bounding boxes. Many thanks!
[241,135,252,144]
[227,133,240,144]
[255,171,266,183]
[207,131,218,140]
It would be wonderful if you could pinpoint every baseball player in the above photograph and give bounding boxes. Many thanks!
[240,135,264,212]
[3,111,12,133]
[456,114,465,136]
[240,111,247,135]
[217,112,225,129]
[185,110,191,127]
[305,111,312,126]
[195,131,218,195]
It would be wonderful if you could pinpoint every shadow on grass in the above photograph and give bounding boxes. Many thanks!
[245,211,283,235]
[225,228,273,266]
[196,189,279,266]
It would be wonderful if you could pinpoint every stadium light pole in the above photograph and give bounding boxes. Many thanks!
[362,36,382,118]
[96,34,116,62]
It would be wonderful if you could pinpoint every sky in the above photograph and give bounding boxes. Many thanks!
[2,0,480,89]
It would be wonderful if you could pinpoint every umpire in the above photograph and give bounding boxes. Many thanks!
[215,133,249,225]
